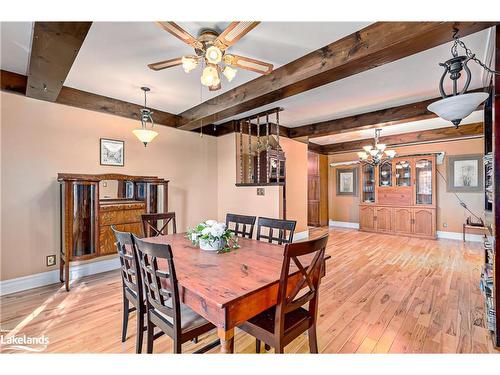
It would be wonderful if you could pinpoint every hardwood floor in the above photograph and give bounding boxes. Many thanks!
[1,228,497,354]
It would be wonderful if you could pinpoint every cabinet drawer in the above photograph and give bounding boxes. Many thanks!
[378,188,412,205]
[99,208,145,226]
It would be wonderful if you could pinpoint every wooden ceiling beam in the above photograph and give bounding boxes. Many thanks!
[314,122,484,154]
[290,88,487,139]
[2,70,181,127]
[177,22,497,131]
[26,22,92,101]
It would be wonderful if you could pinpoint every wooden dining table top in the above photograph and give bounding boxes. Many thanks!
[143,233,296,308]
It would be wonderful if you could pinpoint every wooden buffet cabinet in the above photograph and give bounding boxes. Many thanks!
[359,155,437,239]
[58,173,169,291]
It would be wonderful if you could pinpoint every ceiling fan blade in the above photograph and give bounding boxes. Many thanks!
[224,54,273,75]
[147,57,183,71]
[155,22,203,49]
[214,22,260,50]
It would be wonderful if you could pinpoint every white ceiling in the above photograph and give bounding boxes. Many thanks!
[0,22,493,145]
[310,110,483,145]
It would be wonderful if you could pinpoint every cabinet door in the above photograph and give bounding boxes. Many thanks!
[375,207,393,232]
[394,208,413,234]
[360,206,376,231]
[413,209,435,237]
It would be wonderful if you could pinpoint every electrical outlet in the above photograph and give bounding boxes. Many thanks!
[443,223,448,228]
[46,255,56,267]
[257,188,265,196]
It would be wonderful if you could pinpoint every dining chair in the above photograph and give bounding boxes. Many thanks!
[225,213,257,239]
[112,226,146,353]
[256,217,297,245]
[141,212,177,237]
[132,235,219,353]
[238,233,329,354]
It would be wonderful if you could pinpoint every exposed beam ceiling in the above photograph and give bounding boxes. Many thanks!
[176,22,497,131]
[2,70,180,127]
[26,22,92,101]
[290,89,487,139]
[312,122,484,154]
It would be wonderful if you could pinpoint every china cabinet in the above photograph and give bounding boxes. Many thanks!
[359,155,436,239]
[58,173,169,291]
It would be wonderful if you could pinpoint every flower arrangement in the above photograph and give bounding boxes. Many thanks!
[186,220,240,253]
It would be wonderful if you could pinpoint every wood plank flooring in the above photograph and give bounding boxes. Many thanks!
[1,228,498,353]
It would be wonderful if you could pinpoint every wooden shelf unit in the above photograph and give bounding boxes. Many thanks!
[359,155,437,239]
[58,173,169,291]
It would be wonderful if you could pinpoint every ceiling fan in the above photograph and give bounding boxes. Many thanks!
[148,21,274,91]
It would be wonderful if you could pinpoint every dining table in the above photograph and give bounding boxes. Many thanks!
[143,232,330,353]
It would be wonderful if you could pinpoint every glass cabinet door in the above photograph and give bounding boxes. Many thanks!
[395,160,412,187]
[379,162,392,187]
[362,164,375,203]
[415,158,433,204]
[72,183,97,257]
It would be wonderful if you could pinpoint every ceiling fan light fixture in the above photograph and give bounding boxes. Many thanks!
[181,55,198,73]
[222,65,237,82]
[205,45,223,64]
[201,65,220,87]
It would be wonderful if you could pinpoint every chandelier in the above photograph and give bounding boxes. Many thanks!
[427,30,498,128]
[357,129,396,166]
[132,87,158,147]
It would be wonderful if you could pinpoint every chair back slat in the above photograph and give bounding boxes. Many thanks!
[133,235,181,333]
[274,234,329,337]
[226,213,256,239]
[256,217,296,245]
[112,226,142,298]
[141,212,177,237]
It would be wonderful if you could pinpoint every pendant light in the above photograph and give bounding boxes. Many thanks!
[133,87,158,147]
[427,30,498,128]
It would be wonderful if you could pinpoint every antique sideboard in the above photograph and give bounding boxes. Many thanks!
[58,173,169,291]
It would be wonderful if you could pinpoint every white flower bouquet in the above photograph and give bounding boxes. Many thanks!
[186,220,239,253]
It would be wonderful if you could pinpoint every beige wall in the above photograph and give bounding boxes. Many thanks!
[216,134,309,234]
[216,133,283,224]
[0,92,218,281]
[328,137,485,233]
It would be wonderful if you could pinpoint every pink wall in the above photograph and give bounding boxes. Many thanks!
[1,92,218,280]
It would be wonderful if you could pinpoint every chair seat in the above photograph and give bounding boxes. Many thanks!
[153,300,210,332]
[242,306,312,334]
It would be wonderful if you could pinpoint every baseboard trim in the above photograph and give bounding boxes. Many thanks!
[293,230,309,242]
[436,231,483,243]
[328,220,360,229]
[0,257,120,296]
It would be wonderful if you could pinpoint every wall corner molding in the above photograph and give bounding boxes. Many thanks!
[328,220,360,229]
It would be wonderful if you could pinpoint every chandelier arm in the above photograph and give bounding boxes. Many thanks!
[438,66,449,98]
[460,58,472,95]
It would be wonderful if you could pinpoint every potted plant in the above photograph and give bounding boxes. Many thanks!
[186,220,240,253]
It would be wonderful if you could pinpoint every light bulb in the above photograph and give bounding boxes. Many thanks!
[222,66,237,82]
[200,65,220,87]
[181,56,198,73]
[205,46,222,64]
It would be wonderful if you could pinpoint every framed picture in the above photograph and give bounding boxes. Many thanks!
[446,154,483,193]
[336,167,358,196]
[100,138,124,166]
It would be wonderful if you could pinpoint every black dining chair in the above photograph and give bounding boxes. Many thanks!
[238,234,329,353]
[141,212,177,237]
[132,235,219,353]
[112,226,146,353]
[256,217,297,245]
[226,213,257,239]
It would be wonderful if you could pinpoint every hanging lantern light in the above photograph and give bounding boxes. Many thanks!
[132,87,158,147]
[427,30,497,128]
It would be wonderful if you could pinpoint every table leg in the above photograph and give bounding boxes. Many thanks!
[217,327,234,353]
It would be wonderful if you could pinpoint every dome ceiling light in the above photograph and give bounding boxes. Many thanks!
[427,29,498,128]
[148,22,274,91]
